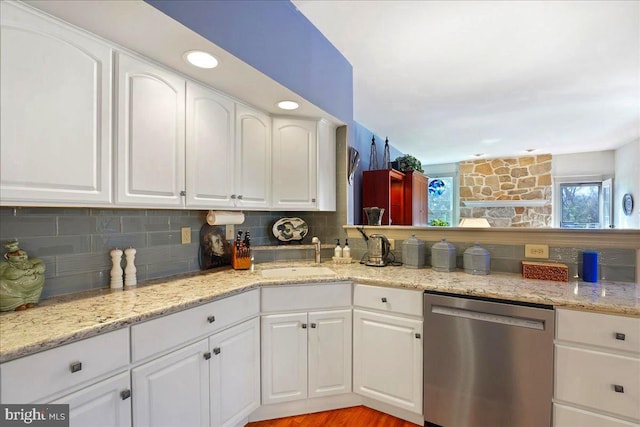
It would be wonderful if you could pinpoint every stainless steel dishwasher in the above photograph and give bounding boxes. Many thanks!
[423,291,554,427]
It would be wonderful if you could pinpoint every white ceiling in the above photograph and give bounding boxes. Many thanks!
[292,0,640,165]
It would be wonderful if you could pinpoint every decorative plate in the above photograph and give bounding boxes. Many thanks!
[622,193,633,216]
[272,217,308,242]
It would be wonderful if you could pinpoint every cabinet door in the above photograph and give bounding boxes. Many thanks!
[0,2,112,206]
[132,340,209,427]
[235,104,272,209]
[209,317,260,427]
[407,172,428,226]
[272,118,317,210]
[52,372,131,427]
[261,312,308,404]
[308,309,352,398]
[353,309,423,414]
[185,82,235,208]
[116,53,185,207]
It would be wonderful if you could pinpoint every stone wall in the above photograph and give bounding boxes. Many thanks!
[459,155,552,227]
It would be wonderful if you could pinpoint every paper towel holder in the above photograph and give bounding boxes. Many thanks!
[206,210,245,226]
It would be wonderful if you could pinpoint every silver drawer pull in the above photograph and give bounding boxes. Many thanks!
[415,333,421,339]
[207,315,216,324]
[615,332,626,341]
[213,347,221,355]
[381,297,387,303]
[120,389,131,400]
[203,352,212,360]
[302,323,307,329]
[70,362,82,373]
[613,384,624,393]
[310,323,317,328]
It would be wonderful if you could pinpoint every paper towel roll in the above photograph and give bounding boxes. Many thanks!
[206,210,245,225]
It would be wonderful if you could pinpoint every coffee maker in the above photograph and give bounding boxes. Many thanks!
[365,234,391,267]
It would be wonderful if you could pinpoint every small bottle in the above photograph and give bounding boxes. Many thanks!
[334,239,343,258]
[343,239,351,259]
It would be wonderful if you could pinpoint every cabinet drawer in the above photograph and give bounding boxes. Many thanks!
[132,289,259,362]
[1,328,129,404]
[555,344,640,421]
[556,309,640,354]
[261,282,351,312]
[354,284,422,317]
[554,403,639,427]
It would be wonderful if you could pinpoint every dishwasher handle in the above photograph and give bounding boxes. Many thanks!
[431,305,546,330]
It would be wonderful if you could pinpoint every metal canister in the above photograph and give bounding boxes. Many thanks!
[431,238,457,272]
[463,243,490,275]
[402,234,426,269]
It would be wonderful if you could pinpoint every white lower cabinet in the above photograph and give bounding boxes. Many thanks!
[132,339,210,427]
[52,372,131,427]
[209,317,260,427]
[554,308,640,426]
[132,316,260,427]
[352,309,423,414]
[261,309,352,405]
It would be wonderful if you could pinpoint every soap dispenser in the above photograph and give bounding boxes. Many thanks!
[334,239,343,258]
[343,239,351,258]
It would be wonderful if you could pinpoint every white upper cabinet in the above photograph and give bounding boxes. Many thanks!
[185,81,235,208]
[235,104,272,209]
[116,52,185,207]
[272,117,336,211]
[0,1,112,206]
[272,118,318,210]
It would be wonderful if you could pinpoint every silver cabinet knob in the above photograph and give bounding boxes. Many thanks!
[70,362,82,373]
[302,323,307,329]
[415,333,421,339]
[203,352,212,360]
[615,332,626,341]
[213,347,221,355]
[381,297,387,303]
[237,195,243,200]
[613,385,624,393]
[310,323,317,328]
[230,194,237,199]
[207,315,216,323]
[120,389,131,400]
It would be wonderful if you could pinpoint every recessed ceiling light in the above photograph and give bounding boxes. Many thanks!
[277,100,299,110]
[183,50,218,69]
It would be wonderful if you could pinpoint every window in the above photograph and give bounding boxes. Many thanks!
[428,176,455,226]
[559,182,601,228]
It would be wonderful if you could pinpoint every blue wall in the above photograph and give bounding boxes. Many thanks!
[351,122,404,224]
[145,0,353,125]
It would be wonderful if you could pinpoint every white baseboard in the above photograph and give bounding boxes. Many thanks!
[247,393,425,426]
[361,396,424,426]
[248,393,362,422]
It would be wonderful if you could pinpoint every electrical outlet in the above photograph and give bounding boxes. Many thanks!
[225,224,234,240]
[388,238,395,250]
[181,227,191,245]
[525,244,549,259]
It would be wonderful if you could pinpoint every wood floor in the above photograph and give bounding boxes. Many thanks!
[245,406,422,427]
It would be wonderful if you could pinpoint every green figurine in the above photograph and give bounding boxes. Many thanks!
[0,240,45,311]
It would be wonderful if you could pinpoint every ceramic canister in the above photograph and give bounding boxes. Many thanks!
[463,243,490,275]
[431,238,457,272]
[402,234,426,269]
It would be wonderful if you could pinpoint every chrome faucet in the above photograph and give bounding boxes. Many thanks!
[311,236,321,263]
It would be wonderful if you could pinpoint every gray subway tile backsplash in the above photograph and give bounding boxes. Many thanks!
[0,207,636,299]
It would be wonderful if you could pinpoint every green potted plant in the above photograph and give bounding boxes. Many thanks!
[393,154,424,173]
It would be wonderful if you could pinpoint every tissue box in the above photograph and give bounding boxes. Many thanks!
[522,261,569,282]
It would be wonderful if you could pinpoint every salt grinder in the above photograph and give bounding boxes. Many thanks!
[124,247,137,287]
[110,248,123,289]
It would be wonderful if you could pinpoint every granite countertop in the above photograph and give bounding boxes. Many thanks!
[1,261,638,363]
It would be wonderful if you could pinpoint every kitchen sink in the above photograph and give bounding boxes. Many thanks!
[260,266,337,278]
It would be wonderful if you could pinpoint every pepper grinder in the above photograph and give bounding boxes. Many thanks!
[110,248,123,289]
[124,247,137,287]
